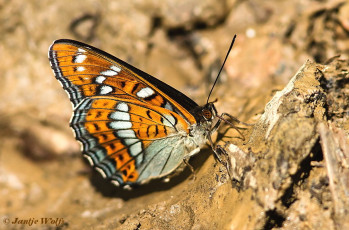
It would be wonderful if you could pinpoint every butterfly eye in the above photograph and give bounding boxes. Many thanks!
[202,109,213,120]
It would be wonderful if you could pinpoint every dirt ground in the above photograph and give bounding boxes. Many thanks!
[0,0,348,229]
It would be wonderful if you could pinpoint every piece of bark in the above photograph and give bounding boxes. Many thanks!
[318,123,349,229]
[222,58,349,229]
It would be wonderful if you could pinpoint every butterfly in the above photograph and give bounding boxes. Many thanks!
[48,36,239,188]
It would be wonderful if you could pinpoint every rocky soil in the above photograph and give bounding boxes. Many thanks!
[0,0,348,229]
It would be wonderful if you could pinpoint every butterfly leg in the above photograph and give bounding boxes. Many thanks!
[207,118,235,162]
[207,133,223,163]
[207,133,234,182]
[183,157,196,181]
[219,113,254,127]
[215,144,233,180]
[183,147,200,181]
[216,113,249,141]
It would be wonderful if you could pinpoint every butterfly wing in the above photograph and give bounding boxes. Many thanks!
[49,39,205,186]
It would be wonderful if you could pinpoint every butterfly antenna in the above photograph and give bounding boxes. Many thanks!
[206,34,237,104]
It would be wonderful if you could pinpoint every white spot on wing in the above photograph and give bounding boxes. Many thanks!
[116,102,129,112]
[83,155,94,166]
[137,87,155,98]
[95,167,107,178]
[129,142,142,156]
[95,76,106,83]
[123,185,132,190]
[164,102,173,111]
[111,180,120,187]
[78,48,86,53]
[100,85,113,94]
[110,111,130,121]
[74,54,87,63]
[124,139,138,146]
[116,130,136,138]
[110,121,132,129]
[76,66,85,72]
[111,65,121,73]
[101,69,118,76]
[163,114,176,126]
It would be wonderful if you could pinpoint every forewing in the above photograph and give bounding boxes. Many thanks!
[48,39,197,124]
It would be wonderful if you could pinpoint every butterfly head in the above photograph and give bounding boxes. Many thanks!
[202,102,217,121]
[194,102,218,125]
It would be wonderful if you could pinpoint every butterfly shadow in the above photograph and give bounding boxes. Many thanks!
[86,148,212,200]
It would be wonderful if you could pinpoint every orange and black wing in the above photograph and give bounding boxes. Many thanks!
[49,39,202,186]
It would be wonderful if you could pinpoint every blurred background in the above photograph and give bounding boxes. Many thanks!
[0,0,348,229]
